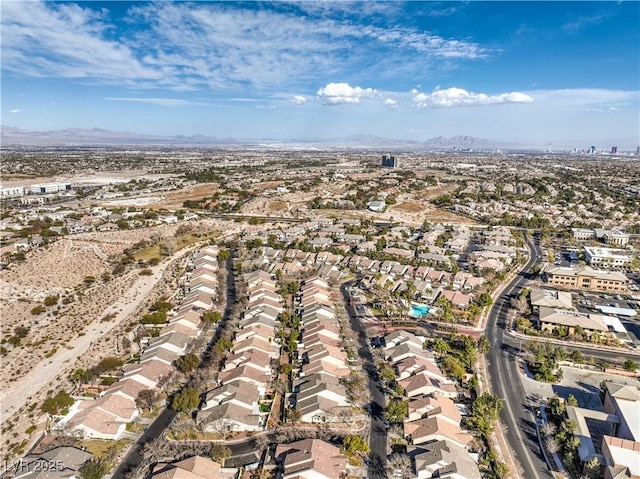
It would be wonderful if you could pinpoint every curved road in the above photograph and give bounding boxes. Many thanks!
[486,233,640,479]
[486,233,553,479]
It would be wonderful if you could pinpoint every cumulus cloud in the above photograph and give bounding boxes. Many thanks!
[9,109,22,113]
[291,95,306,105]
[383,98,398,109]
[412,87,534,108]
[317,82,378,105]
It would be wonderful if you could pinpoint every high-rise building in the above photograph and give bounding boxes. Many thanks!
[381,154,399,168]
[611,146,618,154]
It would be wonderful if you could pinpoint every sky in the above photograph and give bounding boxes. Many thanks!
[2,1,639,148]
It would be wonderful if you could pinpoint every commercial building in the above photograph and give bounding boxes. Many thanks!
[0,186,25,198]
[545,266,628,293]
[603,231,630,247]
[584,246,632,269]
[382,154,399,168]
[30,182,72,194]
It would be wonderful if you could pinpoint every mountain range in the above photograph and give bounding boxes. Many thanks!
[1,125,515,150]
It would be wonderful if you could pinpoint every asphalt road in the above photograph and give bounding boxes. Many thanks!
[341,282,389,479]
[485,234,640,479]
[486,233,554,479]
[112,407,177,477]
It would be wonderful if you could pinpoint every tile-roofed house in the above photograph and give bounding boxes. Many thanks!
[222,349,272,373]
[159,321,200,338]
[232,335,280,359]
[398,372,457,398]
[197,384,263,433]
[235,323,276,342]
[408,440,482,479]
[105,377,149,402]
[384,330,427,350]
[394,356,443,381]
[386,342,435,364]
[217,364,272,393]
[243,303,280,321]
[140,346,180,366]
[275,439,347,479]
[404,416,473,447]
[151,455,223,479]
[293,373,351,423]
[243,270,274,288]
[406,395,462,425]
[65,394,138,440]
[123,359,174,388]
[145,331,191,355]
[439,290,474,309]
[16,447,93,479]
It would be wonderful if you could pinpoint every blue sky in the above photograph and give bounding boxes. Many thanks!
[2,1,639,148]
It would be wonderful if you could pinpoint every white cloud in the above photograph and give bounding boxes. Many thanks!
[9,109,22,113]
[317,82,378,105]
[104,97,192,106]
[1,2,161,84]
[291,95,307,105]
[383,98,398,109]
[256,105,277,110]
[412,87,534,108]
[1,1,493,92]
[562,14,608,33]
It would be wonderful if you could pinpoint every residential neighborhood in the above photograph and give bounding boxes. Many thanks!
[1,147,639,479]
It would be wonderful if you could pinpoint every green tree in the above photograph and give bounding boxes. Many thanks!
[477,335,491,355]
[441,356,466,382]
[202,311,222,323]
[343,434,369,454]
[385,399,409,422]
[476,292,493,307]
[431,337,450,355]
[623,359,637,372]
[79,459,109,479]
[41,391,74,415]
[175,353,200,374]
[215,336,233,352]
[171,387,200,413]
[466,393,504,436]
[210,444,232,462]
[70,368,93,385]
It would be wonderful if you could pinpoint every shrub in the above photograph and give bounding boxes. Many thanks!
[43,295,59,306]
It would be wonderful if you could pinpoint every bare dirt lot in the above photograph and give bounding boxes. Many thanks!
[0,219,238,461]
[146,183,218,210]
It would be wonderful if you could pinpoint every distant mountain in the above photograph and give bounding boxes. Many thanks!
[0,125,240,146]
[1,125,517,150]
[422,135,501,150]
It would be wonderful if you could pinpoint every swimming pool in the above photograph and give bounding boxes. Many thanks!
[410,303,430,318]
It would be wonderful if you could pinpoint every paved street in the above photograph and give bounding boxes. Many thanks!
[341,282,388,479]
[486,233,554,479]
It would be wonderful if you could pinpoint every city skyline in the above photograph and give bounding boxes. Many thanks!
[2,1,639,148]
